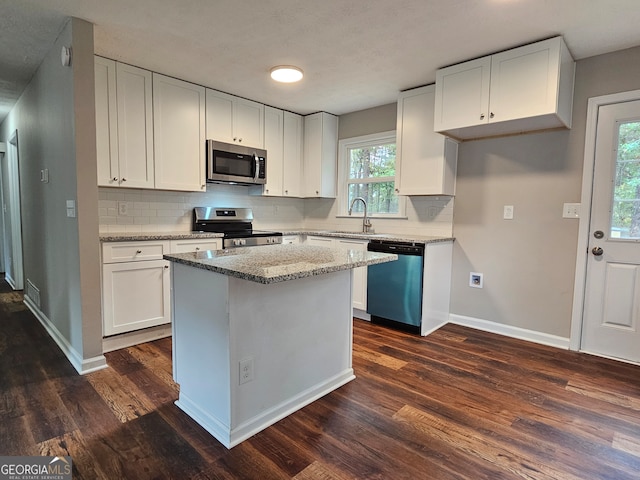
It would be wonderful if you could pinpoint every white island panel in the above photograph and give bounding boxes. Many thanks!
[171,262,355,448]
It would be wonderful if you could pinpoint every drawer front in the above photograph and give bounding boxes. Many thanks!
[102,241,170,263]
[170,239,221,253]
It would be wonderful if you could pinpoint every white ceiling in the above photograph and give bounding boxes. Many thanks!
[2,0,640,122]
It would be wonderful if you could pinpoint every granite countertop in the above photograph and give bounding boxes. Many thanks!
[99,230,453,244]
[164,244,397,284]
[100,231,224,242]
[280,229,454,244]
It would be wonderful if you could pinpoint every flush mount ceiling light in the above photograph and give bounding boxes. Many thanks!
[270,65,303,83]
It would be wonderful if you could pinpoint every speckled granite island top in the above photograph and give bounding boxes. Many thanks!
[100,231,223,242]
[164,244,397,284]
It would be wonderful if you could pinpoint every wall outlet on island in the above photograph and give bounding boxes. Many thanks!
[239,357,254,385]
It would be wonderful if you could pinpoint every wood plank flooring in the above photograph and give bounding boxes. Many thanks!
[1,279,640,479]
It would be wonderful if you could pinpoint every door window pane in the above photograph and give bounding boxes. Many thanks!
[611,120,640,238]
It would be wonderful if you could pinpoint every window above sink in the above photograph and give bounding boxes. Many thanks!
[337,131,407,219]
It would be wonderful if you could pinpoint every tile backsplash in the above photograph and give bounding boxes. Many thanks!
[99,185,454,237]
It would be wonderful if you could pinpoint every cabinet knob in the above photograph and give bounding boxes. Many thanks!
[136,250,142,254]
[121,178,127,182]
[112,177,118,182]
[316,190,319,195]
[480,113,485,120]
[233,137,237,142]
[490,112,495,119]
[195,247,200,251]
[285,190,288,195]
[238,138,242,143]
[164,265,169,269]
[201,184,206,189]
[395,188,400,193]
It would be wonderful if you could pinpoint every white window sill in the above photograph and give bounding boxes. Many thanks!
[336,215,408,220]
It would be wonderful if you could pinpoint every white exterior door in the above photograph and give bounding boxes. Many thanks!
[582,99,640,363]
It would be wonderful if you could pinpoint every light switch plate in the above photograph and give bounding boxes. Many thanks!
[66,200,76,218]
[503,205,514,220]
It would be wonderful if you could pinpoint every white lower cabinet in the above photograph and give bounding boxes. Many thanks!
[102,259,171,336]
[304,235,334,247]
[335,239,368,311]
[305,236,368,311]
[169,239,221,253]
[102,238,222,337]
[282,235,301,245]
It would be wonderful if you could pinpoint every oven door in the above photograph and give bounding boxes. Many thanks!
[206,140,266,185]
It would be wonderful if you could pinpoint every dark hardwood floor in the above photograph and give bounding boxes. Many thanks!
[1,279,640,479]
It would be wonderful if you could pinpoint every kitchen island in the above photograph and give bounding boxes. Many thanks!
[164,244,396,448]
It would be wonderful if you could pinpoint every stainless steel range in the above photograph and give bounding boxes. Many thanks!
[192,207,282,249]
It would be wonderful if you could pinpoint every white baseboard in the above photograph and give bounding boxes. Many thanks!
[23,294,108,375]
[102,324,172,353]
[448,313,570,350]
[176,369,355,449]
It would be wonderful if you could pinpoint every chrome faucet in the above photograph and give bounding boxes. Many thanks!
[348,197,373,233]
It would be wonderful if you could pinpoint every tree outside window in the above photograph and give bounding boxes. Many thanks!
[340,131,402,217]
[611,120,640,238]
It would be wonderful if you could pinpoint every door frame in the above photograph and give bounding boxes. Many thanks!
[2,130,24,290]
[570,89,640,351]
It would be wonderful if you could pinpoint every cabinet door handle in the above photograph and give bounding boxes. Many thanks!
[480,113,485,120]
[238,138,242,143]
[164,265,169,269]
[136,250,142,254]
[490,112,495,119]
[195,247,200,251]
[112,177,118,182]
[233,137,237,142]
[395,188,400,193]
[121,178,127,182]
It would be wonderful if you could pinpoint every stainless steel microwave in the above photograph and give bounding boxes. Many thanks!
[206,140,267,185]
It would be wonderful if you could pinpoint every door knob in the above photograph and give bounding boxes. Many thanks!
[592,246,604,256]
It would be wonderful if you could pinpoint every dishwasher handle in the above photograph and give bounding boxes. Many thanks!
[367,241,425,256]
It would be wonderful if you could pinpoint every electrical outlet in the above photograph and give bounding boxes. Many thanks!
[563,203,581,218]
[118,201,128,216]
[239,357,254,385]
[503,205,514,220]
[470,272,483,288]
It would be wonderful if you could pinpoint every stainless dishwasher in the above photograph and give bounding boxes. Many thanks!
[367,239,425,333]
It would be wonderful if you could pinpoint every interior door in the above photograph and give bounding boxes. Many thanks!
[582,100,640,363]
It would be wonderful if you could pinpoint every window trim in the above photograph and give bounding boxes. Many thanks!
[337,130,406,218]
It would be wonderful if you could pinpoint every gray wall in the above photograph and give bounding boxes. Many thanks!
[449,45,640,338]
[0,18,102,364]
[338,103,397,139]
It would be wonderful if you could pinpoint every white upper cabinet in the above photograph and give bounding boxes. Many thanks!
[95,58,154,188]
[396,85,458,196]
[95,57,119,186]
[283,111,304,197]
[303,112,338,198]
[205,89,264,148]
[262,106,284,196]
[254,108,304,197]
[434,36,575,140]
[153,73,206,192]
